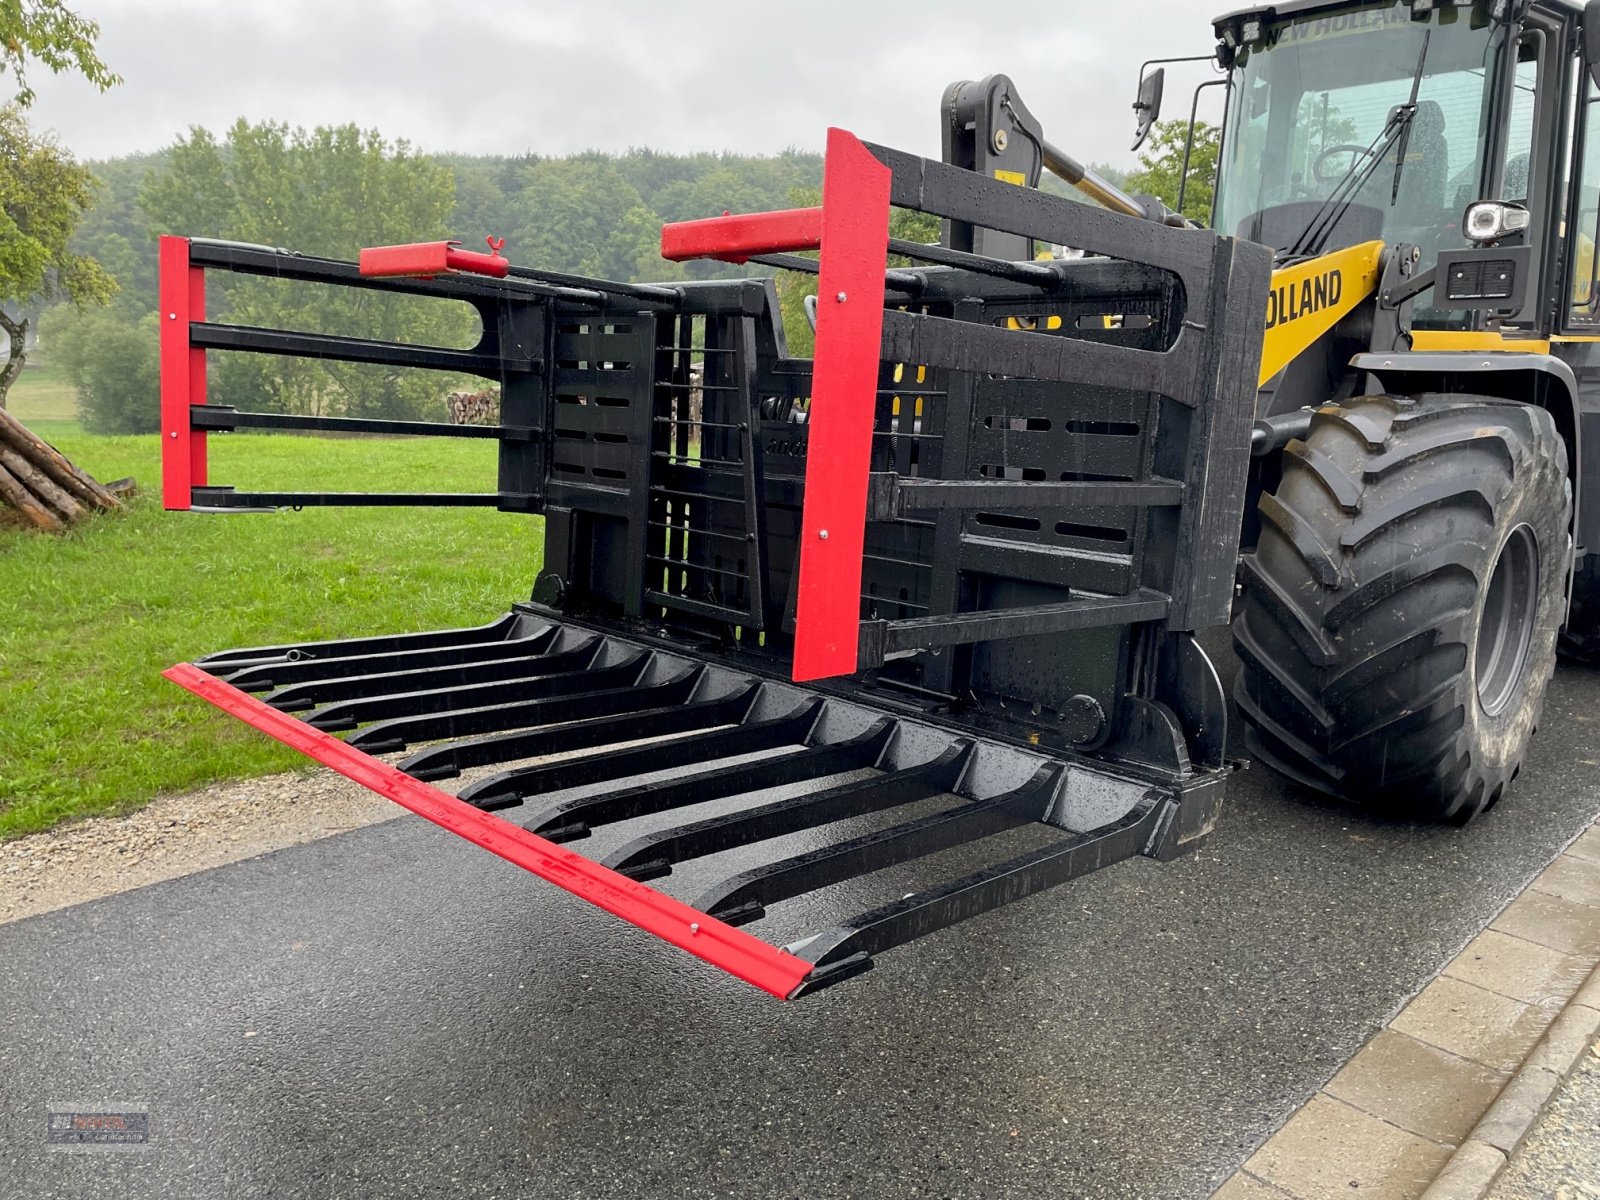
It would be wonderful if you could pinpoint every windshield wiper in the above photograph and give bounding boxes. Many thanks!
[1282,28,1432,263]
[1281,109,1412,261]
[1389,28,1432,205]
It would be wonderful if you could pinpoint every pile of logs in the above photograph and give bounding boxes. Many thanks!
[0,408,129,531]
[446,388,499,425]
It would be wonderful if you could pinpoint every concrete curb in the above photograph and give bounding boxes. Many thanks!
[1417,959,1600,1200]
[1214,820,1600,1200]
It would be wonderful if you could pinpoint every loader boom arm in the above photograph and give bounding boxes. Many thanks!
[1257,241,1385,387]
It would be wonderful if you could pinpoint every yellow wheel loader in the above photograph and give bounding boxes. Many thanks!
[1086,0,1600,824]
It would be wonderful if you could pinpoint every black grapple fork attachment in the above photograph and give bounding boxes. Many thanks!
[161,123,1267,998]
[168,611,1204,999]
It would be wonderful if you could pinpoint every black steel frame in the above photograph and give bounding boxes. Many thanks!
[161,134,1269,990]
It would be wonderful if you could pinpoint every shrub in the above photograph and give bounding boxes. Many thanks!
[46,306,160,434]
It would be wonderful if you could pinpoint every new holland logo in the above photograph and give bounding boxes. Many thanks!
[1266,269,1343,330]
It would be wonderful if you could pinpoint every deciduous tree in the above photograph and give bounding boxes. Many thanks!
[0,0,118,107]
[141,120,470,420]
[509,157,679,284]
[45,305,157,433]
[1124,119,1221,225]
[0,103,113,408]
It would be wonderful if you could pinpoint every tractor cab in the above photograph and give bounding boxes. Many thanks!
[1211,0,1558,330]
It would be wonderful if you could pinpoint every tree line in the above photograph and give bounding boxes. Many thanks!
[21,117,1216,434]
[5,0,1217,438]
[1,0,1218,536]
[36,127,827,433]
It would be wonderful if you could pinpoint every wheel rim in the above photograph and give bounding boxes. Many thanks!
[1476,524,1539,718]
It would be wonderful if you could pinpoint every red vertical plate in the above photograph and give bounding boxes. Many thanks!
[791,129,892,682]
[158,236,207,510]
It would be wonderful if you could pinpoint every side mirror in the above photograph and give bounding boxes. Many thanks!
[1132,67,1165,152]
[1587,0,1600,91]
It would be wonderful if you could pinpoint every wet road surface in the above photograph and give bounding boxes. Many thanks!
[6,650,1600,1200]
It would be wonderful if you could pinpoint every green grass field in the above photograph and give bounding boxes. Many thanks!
[7,363,78,424]
[0,369,540,839]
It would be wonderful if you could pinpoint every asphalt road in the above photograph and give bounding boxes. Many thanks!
[6,647,1600,1200]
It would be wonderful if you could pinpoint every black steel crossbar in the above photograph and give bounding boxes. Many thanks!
[183,238,682,310]
[603,740,975,881]
[457,697,827,811]
[867,473,1184,518]
[398,683,762,782]
[521,719,897,842]
[185,239,524,301]
[191,487,501,509]
[344,667,706,754]
[860,590,1170,665]
[884,237,1058,286]
[504,262,682,305]
[190,322,537,378]
[261,637,603,712]
[879,308,1175,397]
[745,253,924,297]
[865,140,1203,274]
[642,590,755,626]
[189,406,508,439]
[305,649,647,732]
[221,624,563,692]
[696,761,1062,929]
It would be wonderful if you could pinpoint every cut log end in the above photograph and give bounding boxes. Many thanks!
[0,412,129,531]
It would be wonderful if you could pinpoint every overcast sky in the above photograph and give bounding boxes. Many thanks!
[24,0,1228,171]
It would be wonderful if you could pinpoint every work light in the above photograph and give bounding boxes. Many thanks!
[1463,201,1531,245]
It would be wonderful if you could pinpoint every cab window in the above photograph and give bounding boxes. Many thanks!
[1569,78,1600,327]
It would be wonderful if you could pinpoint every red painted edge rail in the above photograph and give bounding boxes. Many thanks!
[359,241,510,279]
[791,129,892,681]
[158,235,207,510]
[164,663,813,1000]
[660,207,824,264]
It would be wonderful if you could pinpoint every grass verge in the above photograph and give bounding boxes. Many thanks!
[0,398,540,839]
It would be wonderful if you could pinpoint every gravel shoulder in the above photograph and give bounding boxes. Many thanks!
[0,769,399,924]
[0,731,687,926]
[1487,1033,1600,1199]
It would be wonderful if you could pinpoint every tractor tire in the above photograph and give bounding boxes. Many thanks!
[1233,394,1569,824]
